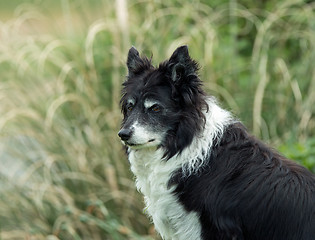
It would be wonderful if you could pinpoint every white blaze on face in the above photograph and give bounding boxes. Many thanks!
[132,121,154,143]
[128,121,162,148]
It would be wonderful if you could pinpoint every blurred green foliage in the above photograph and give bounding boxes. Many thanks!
[0,0,314,239]
[279,139,315,173]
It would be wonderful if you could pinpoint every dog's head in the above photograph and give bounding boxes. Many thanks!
[118,46,208,158]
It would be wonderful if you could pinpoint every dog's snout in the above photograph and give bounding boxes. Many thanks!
[118,129,132,141]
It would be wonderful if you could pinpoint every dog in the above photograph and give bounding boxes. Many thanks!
[118,45,315,240]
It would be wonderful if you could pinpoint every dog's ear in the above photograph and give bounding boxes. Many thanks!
[169,45,189,63]
[127,46,152,77]
[168,45,198,82]
[127,46,141,76]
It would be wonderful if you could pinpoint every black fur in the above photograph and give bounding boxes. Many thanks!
[120,46,315,240]
[170,123,315,240]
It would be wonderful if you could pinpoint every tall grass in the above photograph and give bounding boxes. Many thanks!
[0,0,314,239]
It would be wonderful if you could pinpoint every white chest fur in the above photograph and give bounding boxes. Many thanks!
[127,99,233,239]
[129,148,202,240]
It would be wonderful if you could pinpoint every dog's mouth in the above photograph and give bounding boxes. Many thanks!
[125,139,156,147]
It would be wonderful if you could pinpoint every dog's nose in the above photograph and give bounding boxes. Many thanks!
[118,129,132,141]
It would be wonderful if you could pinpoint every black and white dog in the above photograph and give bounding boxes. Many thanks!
[118,46,315,240]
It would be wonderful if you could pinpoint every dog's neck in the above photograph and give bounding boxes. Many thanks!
[177,97,234,175]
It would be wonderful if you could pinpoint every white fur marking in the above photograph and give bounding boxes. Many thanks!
[179,97,234,175]
[144,99,159,109]
[127,98,135,105]
[129,121,163,148]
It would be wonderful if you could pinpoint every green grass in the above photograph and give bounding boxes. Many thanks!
[0,0,314,239]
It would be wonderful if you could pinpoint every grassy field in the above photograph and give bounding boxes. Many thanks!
[0,0,314,239]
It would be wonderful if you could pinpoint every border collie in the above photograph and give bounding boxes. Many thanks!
[118,46,315,240]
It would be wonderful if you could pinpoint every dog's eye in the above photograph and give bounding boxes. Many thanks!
[151,105,161,112]
[127,105,133,111]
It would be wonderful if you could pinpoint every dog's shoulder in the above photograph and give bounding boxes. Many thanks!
[169,122,315,239]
